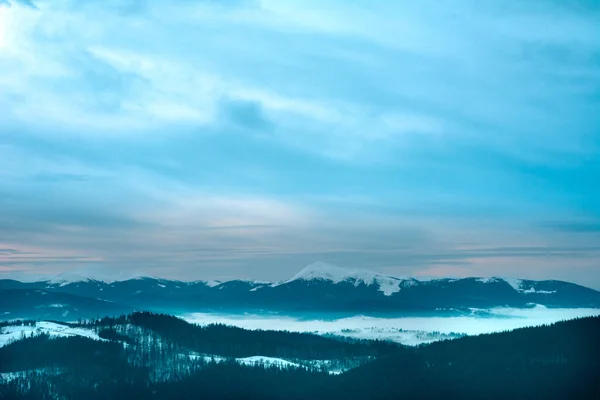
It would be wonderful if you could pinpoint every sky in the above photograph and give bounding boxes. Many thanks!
[0,0,599,287]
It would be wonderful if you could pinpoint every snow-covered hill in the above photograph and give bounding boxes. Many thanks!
[0,321,103,347]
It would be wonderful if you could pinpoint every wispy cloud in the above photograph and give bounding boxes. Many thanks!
[538,221,600,234]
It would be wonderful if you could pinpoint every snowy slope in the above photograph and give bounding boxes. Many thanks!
[236,356,301,369]
[48,271,98,287]
[0,321,104,347]
[189,353,353,374]
[275,261,413,296]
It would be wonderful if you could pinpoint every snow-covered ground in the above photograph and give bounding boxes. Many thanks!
[236,356,301,369]
[0,371,23,383]
[183,305,600,346]
[0,322,103,347]
[0,369,60,383]
[188,353,355,374]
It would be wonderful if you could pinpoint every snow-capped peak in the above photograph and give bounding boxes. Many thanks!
[288,262,360,284]
[48,271,98,287]
[47,268,155,286]
[280,262,412,296]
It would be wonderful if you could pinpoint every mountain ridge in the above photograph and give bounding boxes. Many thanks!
[10,261,594,292]
[2,262,599,320]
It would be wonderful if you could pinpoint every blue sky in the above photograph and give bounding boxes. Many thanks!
[0,0,599,287]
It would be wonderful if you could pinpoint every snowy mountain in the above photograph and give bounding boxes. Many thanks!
[0,321,104,348]
[47,268,157,286]
[276,262,417,296]
[2,262,600,319]
[48,272,97,287]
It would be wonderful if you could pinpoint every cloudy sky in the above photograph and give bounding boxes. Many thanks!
[0,0,599,287]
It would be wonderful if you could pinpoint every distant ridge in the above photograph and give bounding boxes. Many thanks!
[46,267,158,285]
[28,261,579,291]
[2,261,599,320]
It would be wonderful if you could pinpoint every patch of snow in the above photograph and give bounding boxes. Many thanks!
[35,304,67,309]
[236,356,301,369]
[205,280,222,288]
[234,279,272,285]
[304,358,367,374]
[49,271,94,287]
[412,276,460,282]
[45,267,157,285]
[0,368,62,382]
[476,277,501,284]
[94,298,112,303]
[522,288,556,294]
[502,277,524,291]
[189,353,226,363]
[188,353,348,374]
[0,321,104,347]
[157,284,166,288]
[400,279,419,288]
[0,371,23,383]
[375,277,403,296]
[501,278,556,294]
[327,369,345,375]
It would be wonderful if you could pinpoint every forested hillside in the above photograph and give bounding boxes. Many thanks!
[1,314,599,399]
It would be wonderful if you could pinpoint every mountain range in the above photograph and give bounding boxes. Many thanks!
[2,262,599,320]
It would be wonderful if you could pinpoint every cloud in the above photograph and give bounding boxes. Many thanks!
[1,0,36,8]
[0,0,598,287]
[538,221,600,234]
[0,248,20,255]
[220,98,273,131]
